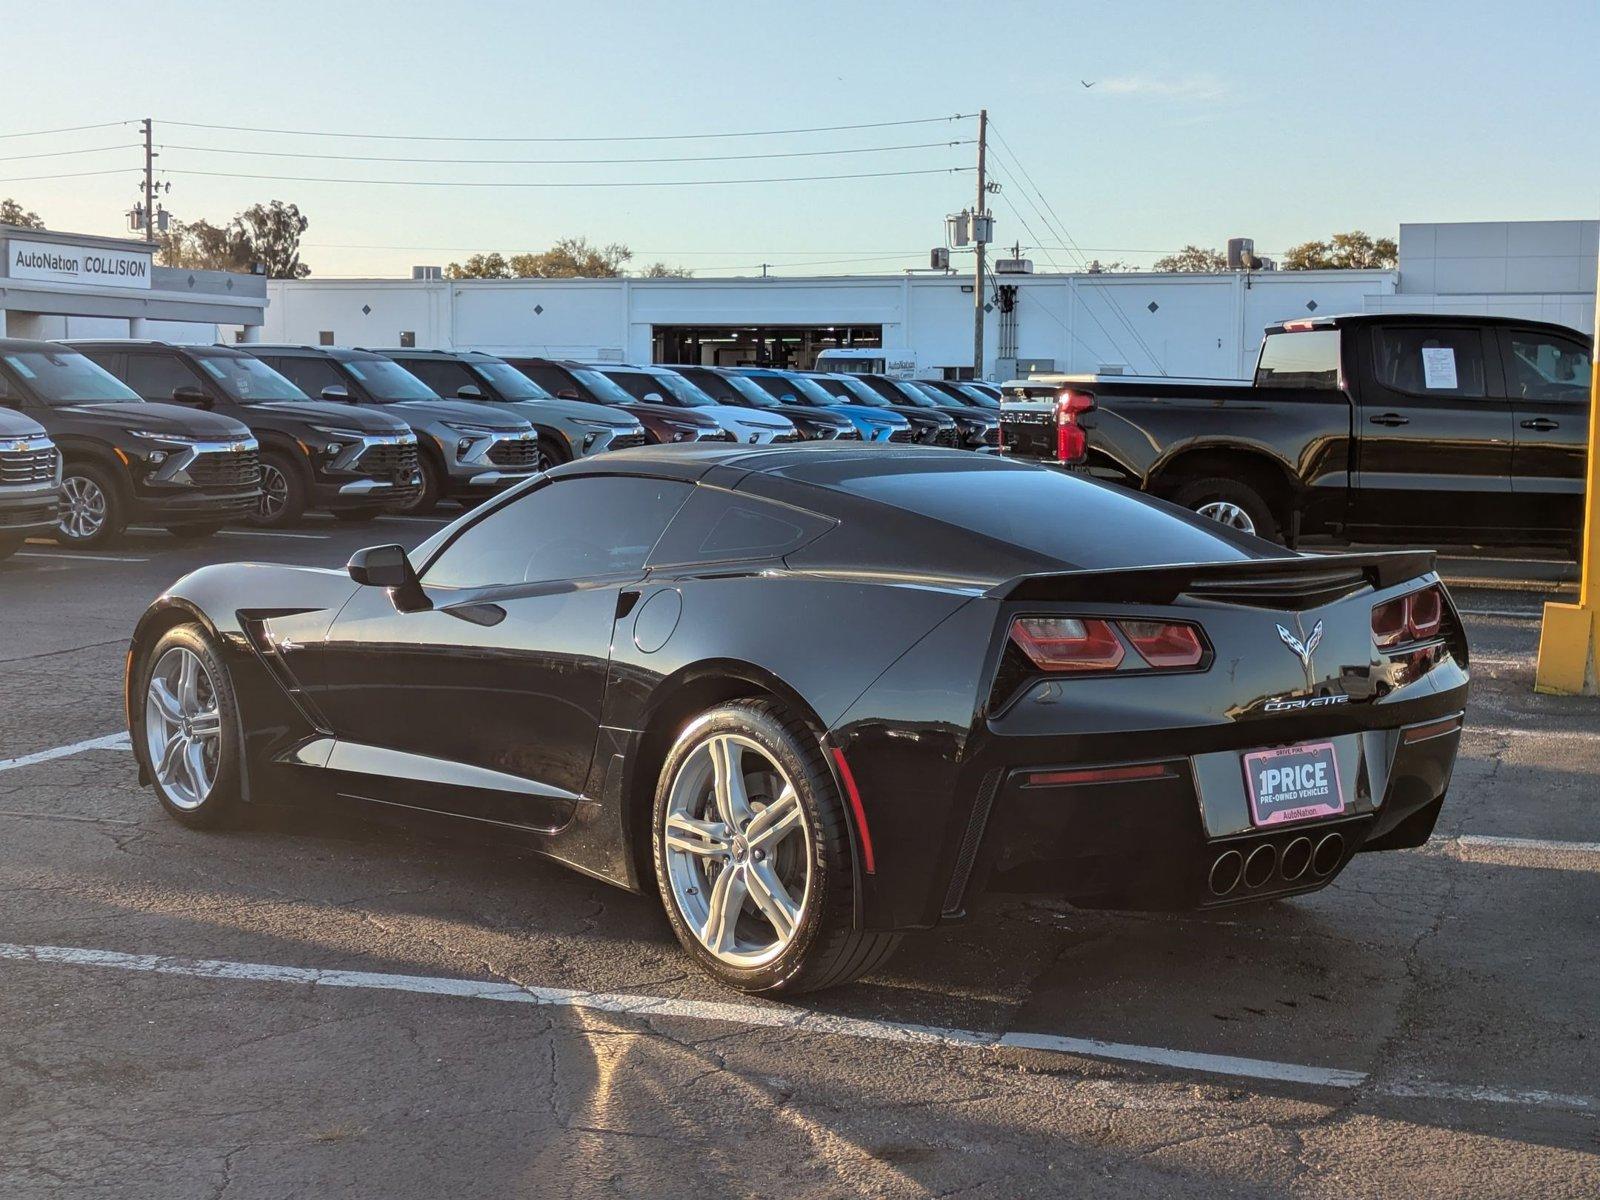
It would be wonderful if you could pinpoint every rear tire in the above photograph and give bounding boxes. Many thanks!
[250,449,307,528]
[56,461,127,549]
[1170,476,1279,542]
[394,453,441,516]
[537,435,569,469]
[136,624,242,829]
[652,699,899,996]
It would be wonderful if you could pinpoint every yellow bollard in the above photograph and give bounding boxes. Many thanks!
[1534,262,1600,695]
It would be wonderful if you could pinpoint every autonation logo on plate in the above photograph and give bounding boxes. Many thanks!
[8,239,152,290]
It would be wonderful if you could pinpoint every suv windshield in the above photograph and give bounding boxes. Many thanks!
[343,358,442,402]
[829,375,891,407]
[0,348,142,406]
[650,372,717,407]
[572,367,638,406]
[470,359,551,400]
[724,375,782,408]
[193,353,308,403]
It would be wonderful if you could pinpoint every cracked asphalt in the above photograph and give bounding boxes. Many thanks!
[1,517,1597,1198]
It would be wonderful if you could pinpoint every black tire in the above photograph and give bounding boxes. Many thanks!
[538,435,570,469]
[0,534,22,562]
[55,460,127,549]
[1169,476,1279,542]
[394,452,442,516]
[250,449,308,528]
[651,699,900,996]
[331,506,384,522]
[167,522,226,540]
[134,624,242,829]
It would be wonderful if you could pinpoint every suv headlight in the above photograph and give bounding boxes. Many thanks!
[125,429,205,444]
[441,421,502,436]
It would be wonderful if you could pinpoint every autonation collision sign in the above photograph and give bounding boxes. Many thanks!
[7,239,152,290]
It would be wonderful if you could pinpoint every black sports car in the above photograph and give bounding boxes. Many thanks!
[125,445,1468,994]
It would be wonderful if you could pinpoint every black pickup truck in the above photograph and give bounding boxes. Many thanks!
[998,313,1591,552]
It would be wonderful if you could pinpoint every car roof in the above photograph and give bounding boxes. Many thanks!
[1265,312,1589,338]
[244,344,387,361]
[359,348,498,361]
[63,339,250,357]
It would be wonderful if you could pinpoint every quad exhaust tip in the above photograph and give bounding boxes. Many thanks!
[1280,836,1314,882]
[1210,831,1341,897]
[1208,849,1243,896]
[1243,843,1277,889]
[1312,832,1345,876]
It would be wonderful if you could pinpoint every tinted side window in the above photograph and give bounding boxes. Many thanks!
[124,353,202,402]
[1255,330,1340,389]
[1370,327,1486,398]
[606,372,666,404]
[272,356,343,396]
[403,359,476,396]
[424,476,691,589]
[1504,331,1592,403]
[519,364,575,395]
[649,487,833,568]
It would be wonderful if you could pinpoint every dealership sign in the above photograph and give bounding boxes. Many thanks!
[7,239,152,290]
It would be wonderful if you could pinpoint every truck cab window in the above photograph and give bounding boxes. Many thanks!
[1255,330,1340,389]
[1371,327,1485,398]
[1505,333,1591,403]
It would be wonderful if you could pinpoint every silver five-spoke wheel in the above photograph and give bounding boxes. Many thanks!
[59,474,108,542]
[663,733,810,968]
[1196,499,1256,535]
[257,461,290,521]
[144,646,223,810]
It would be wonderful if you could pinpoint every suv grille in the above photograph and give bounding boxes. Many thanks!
[0,446,58,485]
[488,436,541,468]
[888,428,913,443]
[356,441,420,478]
[610,432,647,451]
[189,448,260,490]
[932,427,958,447]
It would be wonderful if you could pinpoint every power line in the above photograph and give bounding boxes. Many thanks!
[0,144,139,164]
[0,120,133,141]
[159,114,975,144]
[158,139,971,167]
[161,166,972,189]
[0,168,132,184]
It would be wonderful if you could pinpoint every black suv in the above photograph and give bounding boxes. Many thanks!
[0,339,259,548]
[0,407,61,561]
[70,341,420,527]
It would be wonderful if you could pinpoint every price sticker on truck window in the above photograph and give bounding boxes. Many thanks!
[1243,741,1345,826]
[1421,346,1458,390]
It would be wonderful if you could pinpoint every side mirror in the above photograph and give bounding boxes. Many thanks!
[171,384,213,409]
[556,388,580,400]
[456,384,485,400]
[347,544,430,612]
[644,392,666,403]
[320,384,351,402]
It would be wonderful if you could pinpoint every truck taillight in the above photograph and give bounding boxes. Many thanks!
[1055,388,1093,465]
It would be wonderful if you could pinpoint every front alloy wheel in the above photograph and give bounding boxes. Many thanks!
[56,464,125,548]
[145,646,222,810]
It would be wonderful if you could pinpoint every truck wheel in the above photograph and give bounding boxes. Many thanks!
[56,462,127,549]
[250,450,307,528]
[395,454,441,516]
[1171,477,1278,542]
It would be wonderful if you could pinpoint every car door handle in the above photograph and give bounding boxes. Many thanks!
[1368,413,1410,427]
[1520,418,1559,431]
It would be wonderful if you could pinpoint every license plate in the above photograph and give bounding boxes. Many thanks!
[1242,741,1344,826]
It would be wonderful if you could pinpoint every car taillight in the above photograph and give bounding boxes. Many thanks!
[1055,388,1093,465]
[1010,617,1124,673]
[1119,620,1205,668]
[1372,585,1445,647]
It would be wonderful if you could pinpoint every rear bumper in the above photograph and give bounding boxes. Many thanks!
[0,485,60,535]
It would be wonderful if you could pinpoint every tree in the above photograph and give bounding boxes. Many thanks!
[0,197,45,229]
[1152,245,1227,272]
[236,200,311,279]
[1281,230,1397,270]
[445,252,513,279]
[157,218,253,272]
[639,261,694,278]
[1085,259,1136,274]
[510,237,634,278]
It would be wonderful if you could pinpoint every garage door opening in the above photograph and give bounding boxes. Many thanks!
[652,325,882,370]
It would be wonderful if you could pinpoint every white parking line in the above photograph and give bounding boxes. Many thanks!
[0,732,131,773]
[1464,724,1600,743]
[215,530,332,541]
[1,940,1593,1111]
[15,551,149,564]
[375,514,450,525]
[1451,834,1600,854]
[1457,608,1542,620]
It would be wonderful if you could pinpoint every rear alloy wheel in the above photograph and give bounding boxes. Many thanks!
[139,625,241,828]
[57,463,126,548]
[1170,476,1278,542]
[251,450,307,527]
[395,453,441,516]
[652,700,900,995]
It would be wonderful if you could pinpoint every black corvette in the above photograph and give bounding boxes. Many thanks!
[125,445,1468,994]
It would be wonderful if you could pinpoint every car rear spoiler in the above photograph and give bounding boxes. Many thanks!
[989,550,1438,607]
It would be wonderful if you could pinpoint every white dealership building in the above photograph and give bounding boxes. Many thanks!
[252,219,1595,380]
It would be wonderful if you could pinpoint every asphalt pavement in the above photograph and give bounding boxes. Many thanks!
[1,517,1596,1199]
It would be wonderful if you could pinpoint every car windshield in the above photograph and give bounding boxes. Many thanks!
[650,371,717,407]
[910,382,963,408]
[571,368,638,405]
[954,384,998,408]
[829,374,891,407]
[193,353,309,403]
[784,374,843,406]
[342,358,443,402]
[0,348,143,406]
[750,375,807,404]
[723,375,782,408]
[471,359,551,399]
[887,380,940,407]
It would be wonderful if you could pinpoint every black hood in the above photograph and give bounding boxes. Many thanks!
[626,401,721,429]
[246,400,412,435]
[55,402,254,440]
[0,409,49,439]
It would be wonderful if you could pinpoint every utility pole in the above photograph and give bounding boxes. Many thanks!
[972,108,989,380]
[141,118,156,244]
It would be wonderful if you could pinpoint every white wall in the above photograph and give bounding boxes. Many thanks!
[6,312,217,343]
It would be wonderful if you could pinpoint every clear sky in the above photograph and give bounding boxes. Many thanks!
[3,0,1596,278]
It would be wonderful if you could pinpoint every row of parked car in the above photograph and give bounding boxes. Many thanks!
[0,338,1003,555]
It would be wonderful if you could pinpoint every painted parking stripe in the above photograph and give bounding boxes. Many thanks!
[0,733,131,773]
[215,529,332,541]
[1457,608,1542,620]
[1450,834,1600,854]
[1464,724,1600,742]
[15,550,148,563]
[2,940,1594,1111]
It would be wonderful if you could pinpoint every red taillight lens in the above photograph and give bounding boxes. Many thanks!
[1118,620,1205,668]
[1407,586,1443,639]
[1054,388,1093,465]
[1372,585,1445,648]
[1010,617,1124,673]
